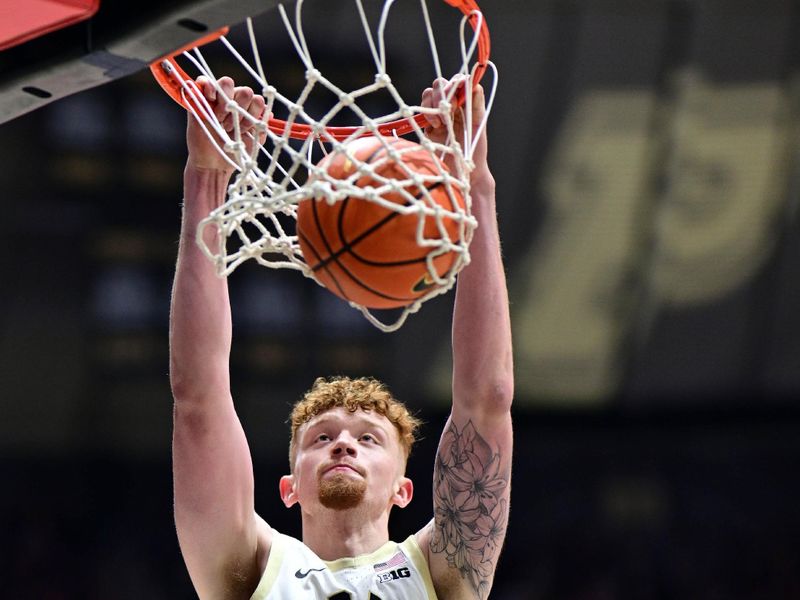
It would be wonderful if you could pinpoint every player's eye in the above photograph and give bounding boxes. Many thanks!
[360,434,376,443]
[316,434,330,442]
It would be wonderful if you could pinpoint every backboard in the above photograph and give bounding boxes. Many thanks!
[0,0,280,124]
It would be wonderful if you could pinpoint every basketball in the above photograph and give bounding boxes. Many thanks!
[296,136,465,309]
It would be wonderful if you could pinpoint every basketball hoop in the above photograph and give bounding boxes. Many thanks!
[150,0,497,332]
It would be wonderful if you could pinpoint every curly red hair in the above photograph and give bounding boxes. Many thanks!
[288,376,421,470]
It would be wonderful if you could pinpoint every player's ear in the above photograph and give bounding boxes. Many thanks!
[392,476,413,509]
[279,475,298,508]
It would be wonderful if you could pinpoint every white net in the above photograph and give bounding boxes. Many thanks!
[156,0,497,331]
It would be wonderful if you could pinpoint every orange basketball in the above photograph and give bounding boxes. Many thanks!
[297,136,465,309]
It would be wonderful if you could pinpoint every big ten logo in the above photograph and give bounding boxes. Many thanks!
[376,567,411,584]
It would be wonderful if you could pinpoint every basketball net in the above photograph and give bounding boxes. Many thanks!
[153,0,497,331]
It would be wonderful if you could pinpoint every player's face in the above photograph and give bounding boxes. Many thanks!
[290,407,408,512]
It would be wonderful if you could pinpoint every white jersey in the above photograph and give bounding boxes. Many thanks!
[250,529,438,600]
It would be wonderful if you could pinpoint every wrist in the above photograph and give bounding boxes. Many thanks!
[183,163,233,218]
[470,168,496,195]
[185,160,235,179]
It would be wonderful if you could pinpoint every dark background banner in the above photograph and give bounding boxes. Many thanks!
[1,1,799,597]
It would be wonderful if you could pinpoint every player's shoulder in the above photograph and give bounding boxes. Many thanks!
[412,522,477,600]
[257,524,320,570]
[250,526,334,598]
[254,514,277,567]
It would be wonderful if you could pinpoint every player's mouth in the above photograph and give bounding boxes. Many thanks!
[322,463,362,476]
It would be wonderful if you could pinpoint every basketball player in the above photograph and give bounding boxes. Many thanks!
[169,75,513,600]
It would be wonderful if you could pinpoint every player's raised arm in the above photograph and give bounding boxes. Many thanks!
[169,76,270,599]
[417,79,514,600]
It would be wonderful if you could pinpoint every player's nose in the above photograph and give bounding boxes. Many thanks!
[331,434,357,456]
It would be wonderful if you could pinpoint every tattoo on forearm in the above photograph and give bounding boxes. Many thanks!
[430,420,509,599]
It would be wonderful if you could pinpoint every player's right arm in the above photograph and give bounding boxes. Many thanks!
[416,78,513,600]
[169,76,270,599]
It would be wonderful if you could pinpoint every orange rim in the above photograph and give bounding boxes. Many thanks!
[149,1,490,141]
[150,28,228,113]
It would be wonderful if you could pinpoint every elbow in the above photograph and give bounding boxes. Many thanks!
[169,360,230,405]
[170,377,193,404]
[456,373,514,417]
[485,377,514,415]
[169,361,195,401]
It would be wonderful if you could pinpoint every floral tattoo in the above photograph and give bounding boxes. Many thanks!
[430,420,509,599]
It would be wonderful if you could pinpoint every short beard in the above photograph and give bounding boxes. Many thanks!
[318,472,367,510]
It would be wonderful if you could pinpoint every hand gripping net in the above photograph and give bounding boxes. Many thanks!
[152,0,497,331]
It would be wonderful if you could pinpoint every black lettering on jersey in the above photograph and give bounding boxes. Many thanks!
[328,593,383,600]
[376,566,411,583]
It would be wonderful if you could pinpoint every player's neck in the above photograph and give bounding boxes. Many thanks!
[301,510,390,561]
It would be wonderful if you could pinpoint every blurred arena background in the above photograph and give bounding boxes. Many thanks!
[2,0,800,597]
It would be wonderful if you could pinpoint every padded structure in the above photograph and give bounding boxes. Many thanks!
[0,0,100,51]
[0,0,279,124]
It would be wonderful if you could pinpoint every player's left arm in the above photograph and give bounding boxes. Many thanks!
[417,80,514,600]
